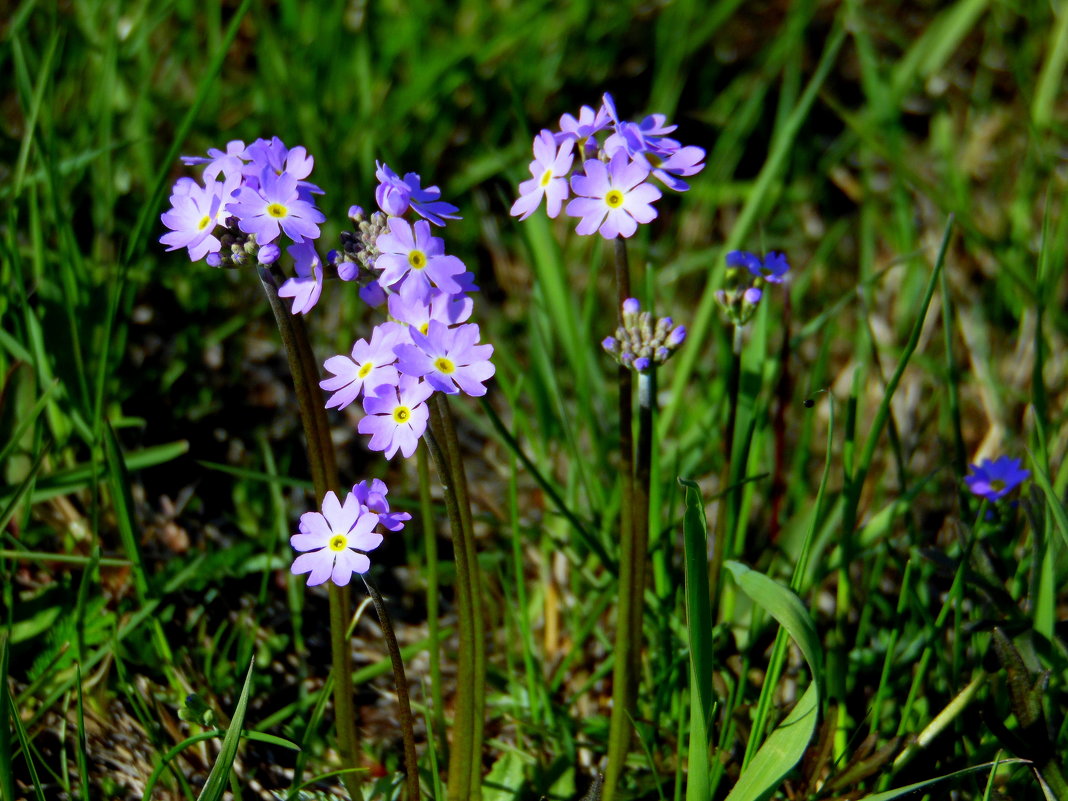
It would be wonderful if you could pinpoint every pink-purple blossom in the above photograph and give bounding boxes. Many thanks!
[320,322,406,410]
[511,130,574,220]
[290,490,383,586]
[395,321,495,397]
[566,150,661,239]
[358,375,434,459]
[388,288,473,336]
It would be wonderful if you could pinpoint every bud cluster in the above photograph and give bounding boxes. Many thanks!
[331,206,390,283]
[601,298,686,371]
[206,228,274,269]
[715,250,789,326]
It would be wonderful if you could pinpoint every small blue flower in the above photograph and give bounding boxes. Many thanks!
[964,456,1029,501]
[726,250,790,284]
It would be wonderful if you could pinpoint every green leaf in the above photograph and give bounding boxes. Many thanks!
[680,478,714,801]
[723,561,822,801]
[856,759,1024,801]
[482,749,528,801]
[196,659,256,801]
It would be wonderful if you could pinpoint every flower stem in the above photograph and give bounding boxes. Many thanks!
[424,399,483,801]
[258,265,361,799]
[363,576,420,801]
[417,445,447,756]
[604,238,637,801]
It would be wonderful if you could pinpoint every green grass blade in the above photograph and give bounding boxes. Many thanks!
[679,479,713,801]
[196,658,256,801]
[858,759,1024,801]
[0,633,13,801]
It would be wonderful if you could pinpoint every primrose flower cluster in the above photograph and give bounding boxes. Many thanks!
[160,137,329,313]
[602,298,686,371]
[319,168,493,461]
[511,93,705,238]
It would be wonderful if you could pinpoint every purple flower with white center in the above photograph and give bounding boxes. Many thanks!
[375,218,465,301]
[352,478,411,532]
[278,242,324,315]
[320,322,406,410]
[227,169,326,245]
[375,162,461,226]
[964,456,1030,501]
[159,179,225,261]
[396,321,495,397]
[556,103,611,158]
[566,151,662,239]
[290,490,383,586]
[358,375,434,460]
[511,130,574,220]
[389,287,474,338]
[726,250,790,283]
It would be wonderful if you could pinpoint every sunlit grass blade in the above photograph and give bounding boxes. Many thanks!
[196,658,257,801]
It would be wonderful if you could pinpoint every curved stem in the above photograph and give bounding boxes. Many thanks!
[258,266,359,799]
[363,576,420,801]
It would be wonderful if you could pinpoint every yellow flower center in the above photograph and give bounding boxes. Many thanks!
[419,323,430,336]
[990,479,1005,492]
[434,357,456,375]
[358,362,374,378]
[329,534,348,551]
[197,214,212,231]
[646,153,663,168]
[408,250,427,270]
[605,189,625,208]
[393,405,411,423]
[540,169,554,187]
[266,203,288,219]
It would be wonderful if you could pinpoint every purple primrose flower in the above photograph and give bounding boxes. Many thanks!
[566,150,661,239]
[290,490,383,586]
[388,289,473,337]
[396,321,495,397]
[375,218,466,301]
[352,478,411,532]
[320,322,406,410]
[964,456,1030,502]
[159,179,225,261]
[375,162,461,226]
[511,130,574,220]
[277,242,324,315]
[227,169,326,245]
[358,375,434,459]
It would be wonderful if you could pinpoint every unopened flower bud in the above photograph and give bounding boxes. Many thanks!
[257,243,281,265]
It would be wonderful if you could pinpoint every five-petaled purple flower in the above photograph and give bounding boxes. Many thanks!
[375,162,461,226]
[278,242,324,315]
[320,322,407,410]
[396,321,496,397]
[290,490,382,586]
[227,168,326,245]
[964,456,1030,502]
[159,179,225,261]
[566,150,662,239]
[358,375,434,459]
[511,130,574,220]
[375,218,466,301]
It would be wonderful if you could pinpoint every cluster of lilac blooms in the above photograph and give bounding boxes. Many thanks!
[510,94,705,239]
[162,139,495,585]
[160,137,329,314]
[291,480,411,586]
[715,249,791,326]
[602,298,687,371]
